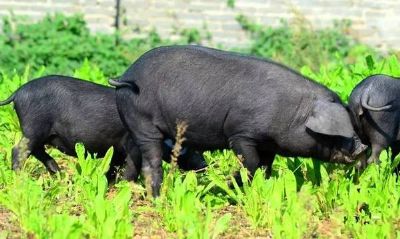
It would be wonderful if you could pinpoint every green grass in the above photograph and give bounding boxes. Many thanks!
[1,55,400,238]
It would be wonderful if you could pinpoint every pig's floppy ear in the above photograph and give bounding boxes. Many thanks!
[305,100,354,138]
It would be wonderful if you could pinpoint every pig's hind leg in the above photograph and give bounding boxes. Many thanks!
[140,141,164,197]
[12,137,32,171]
[31,147,60,174]
[122,147,141,182]
[12,137,60,173]
[13,121,60,174]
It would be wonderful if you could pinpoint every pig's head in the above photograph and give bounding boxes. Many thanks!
[305,100,368,164]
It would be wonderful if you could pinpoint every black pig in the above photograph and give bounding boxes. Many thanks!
[348,74,400,167]
[0,75,206,180]
[110,45,367,197]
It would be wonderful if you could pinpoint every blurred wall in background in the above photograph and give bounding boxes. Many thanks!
[0,0,398,50]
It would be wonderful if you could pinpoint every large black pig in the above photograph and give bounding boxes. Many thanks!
[110,45,367,197]
[0,75,206,180]
[348,74,400,167]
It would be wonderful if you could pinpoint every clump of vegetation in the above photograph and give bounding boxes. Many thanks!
[0,14,134,77]
[227,0,235,8]
[0,14,211,77]
[236,14,380,71]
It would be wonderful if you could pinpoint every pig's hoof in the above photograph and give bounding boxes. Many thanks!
[47,160,61,174]
[11,161,21,171]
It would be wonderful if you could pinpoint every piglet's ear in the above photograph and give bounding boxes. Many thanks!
[305,100,354,138]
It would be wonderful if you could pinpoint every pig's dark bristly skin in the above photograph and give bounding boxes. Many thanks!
[348,74,400,167]
[111,45,367,197]
[0,75,206,180]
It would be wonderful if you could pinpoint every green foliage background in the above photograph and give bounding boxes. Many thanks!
[0,14,400,238]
